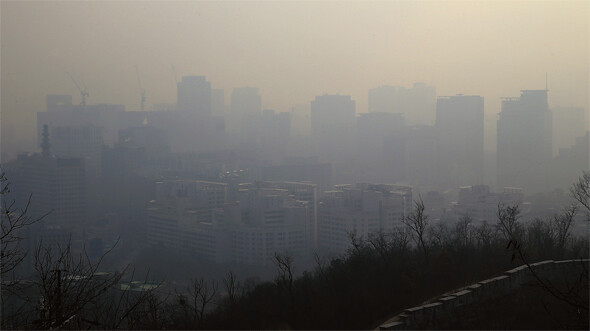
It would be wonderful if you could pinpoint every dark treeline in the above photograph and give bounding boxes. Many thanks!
[198,204,587,330]
[2,174,589,330]
[113,202,587,330]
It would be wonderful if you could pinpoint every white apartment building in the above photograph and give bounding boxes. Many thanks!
[452,185,524,224]
[147,180,312,266]
[318,184,411,255]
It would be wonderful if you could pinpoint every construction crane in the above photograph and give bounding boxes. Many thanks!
[135,65,146,111]
[66,72,89,108]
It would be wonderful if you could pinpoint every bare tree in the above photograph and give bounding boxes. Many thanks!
[273,252,295,301]
[31,239,125,329]
[1,172,48,280]
[571,171,590,220]
[402,196,430,258]
[428,222,450,250]
[474,220,498,248]
[367,230,391,259]
[87,269,161,329]
[496,202,522,241]
[571,171,590,210]
[455,214,474,248]
[390,226,411,252]
[223,270,241,312]
[551,205,577,254]
[1,172,49,328]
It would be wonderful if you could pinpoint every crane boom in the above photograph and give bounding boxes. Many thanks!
[66,71,89,108]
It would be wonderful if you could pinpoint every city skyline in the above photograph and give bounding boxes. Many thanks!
[2,1,588,156]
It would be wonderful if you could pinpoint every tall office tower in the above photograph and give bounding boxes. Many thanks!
[497,90,552,193]
[177,76,212,115]
[404,125,437,187]
[259,110,291,164]
[229,87,262,142]
[290,103,311,137]
[310,94,356,163]
[368,85,397,113]
[16,126,86,230]
[435,95,484,189]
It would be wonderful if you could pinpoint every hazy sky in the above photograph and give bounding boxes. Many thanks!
[1,1,588,154]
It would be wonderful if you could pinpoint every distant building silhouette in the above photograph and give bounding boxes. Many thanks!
[15,126,86,232]
[49,125,103,178]
[497,90,552,193]
[310,94,356,163]
[229,87,263,145]
[37,98,138,146]
[435,95,484,189]
[357,112,405,183]
[177,76,212,115]
[404,125,437,187]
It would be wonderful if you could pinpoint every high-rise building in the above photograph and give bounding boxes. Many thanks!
[177,76,212,115]
[259,110,291,164]
[15,126,86,230]
[404,125,437,187]
[229,87,262,143]
[38,98,138,146]
[49,125,104,177]
[356,112,405,182]
[310,94,356,163]
[497,90,552,193]
[435,95,484,189]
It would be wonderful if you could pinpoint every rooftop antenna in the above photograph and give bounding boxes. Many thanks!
[545,72,548,91]
[135,65,146,111]
[66,72,89,108]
